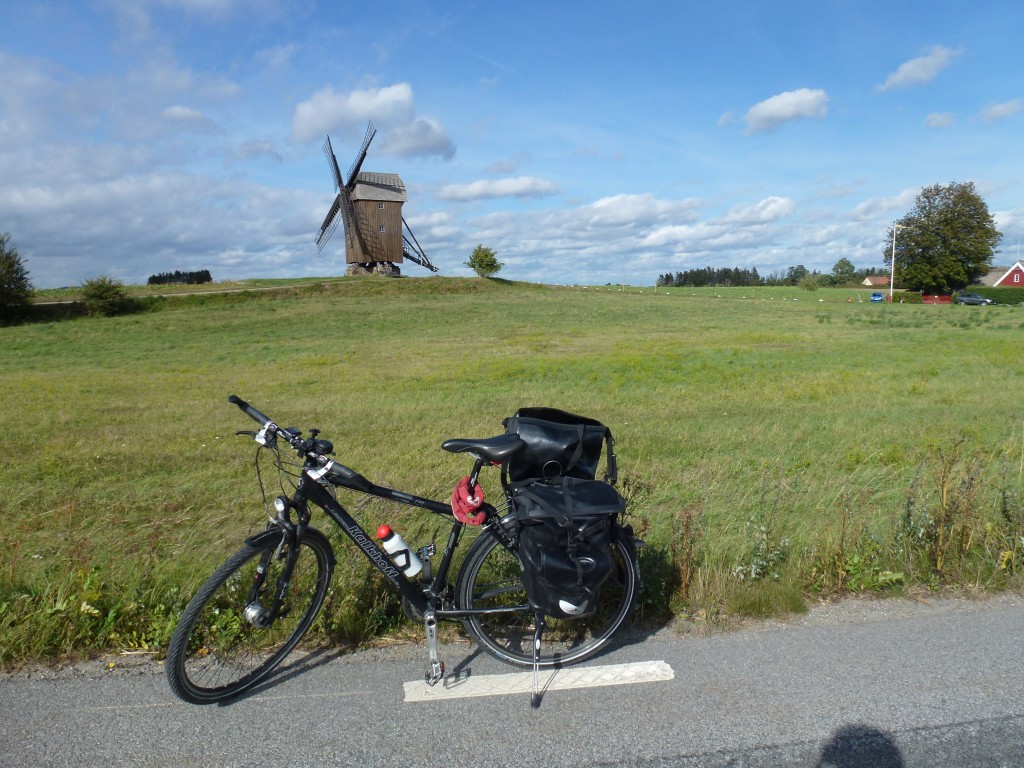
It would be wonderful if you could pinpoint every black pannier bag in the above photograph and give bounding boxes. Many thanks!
[503,408,626,619]
[503,407,617,485]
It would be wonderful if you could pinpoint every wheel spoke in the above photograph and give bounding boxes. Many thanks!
[457,523,638,667]
[166,530,333,703]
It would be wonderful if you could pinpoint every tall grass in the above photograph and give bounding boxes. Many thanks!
[2,276,1022,664]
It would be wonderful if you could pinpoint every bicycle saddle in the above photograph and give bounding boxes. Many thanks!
[441,434,526,463]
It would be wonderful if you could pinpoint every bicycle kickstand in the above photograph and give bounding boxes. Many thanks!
[531,612,546,709]
[424,610,444,686]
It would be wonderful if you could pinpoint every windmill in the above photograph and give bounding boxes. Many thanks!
[316,122,438,275]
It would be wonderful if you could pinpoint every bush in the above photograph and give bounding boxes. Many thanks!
[894,291,923,304]
[466,244,503,278]
[799,275,821,291]
[81,277,134,317]
[975,287,1024,305]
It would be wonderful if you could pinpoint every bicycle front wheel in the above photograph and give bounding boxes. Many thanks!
[455,518,639,667]
[165,527,334,704]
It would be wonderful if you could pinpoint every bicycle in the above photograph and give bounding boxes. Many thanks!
[165,395,640,705]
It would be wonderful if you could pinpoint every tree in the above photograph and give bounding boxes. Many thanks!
[785,265,808,285]
[886,181,1001,294]
[830,258,856,286]
[466,244,503,278]
[0,232,32,323]
[799,274,821,291]
[81,276,132,317]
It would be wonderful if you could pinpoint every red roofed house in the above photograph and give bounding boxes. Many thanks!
[862,276,890,287]
[987,260,1024,287]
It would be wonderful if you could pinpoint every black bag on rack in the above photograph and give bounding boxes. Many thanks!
[503,408,625,618]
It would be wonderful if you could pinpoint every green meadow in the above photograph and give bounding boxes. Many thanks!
[3,277,1023,665]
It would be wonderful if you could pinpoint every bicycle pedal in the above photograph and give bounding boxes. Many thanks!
[424,660,445,686]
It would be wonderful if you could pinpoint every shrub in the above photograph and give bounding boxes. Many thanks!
[81,277,133,317]
[975,287,1024,305]
[799,275,821,291]
[466,244,503,278]
[894,291,923,304]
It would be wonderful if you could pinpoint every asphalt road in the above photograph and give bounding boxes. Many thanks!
[2,594,1023,767]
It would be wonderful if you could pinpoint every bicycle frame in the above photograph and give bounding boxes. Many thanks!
[281,462,525,621]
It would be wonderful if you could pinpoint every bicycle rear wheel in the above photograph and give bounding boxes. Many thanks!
[455,517,639,667]
[165,527,334,704]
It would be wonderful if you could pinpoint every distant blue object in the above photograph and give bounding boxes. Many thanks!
[870,292,885,303]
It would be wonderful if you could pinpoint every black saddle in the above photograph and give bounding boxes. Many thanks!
[441,434,525,464]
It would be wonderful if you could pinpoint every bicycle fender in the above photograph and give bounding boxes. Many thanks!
[245,528,288,549]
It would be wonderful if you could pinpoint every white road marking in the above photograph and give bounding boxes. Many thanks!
[403,660,674,702]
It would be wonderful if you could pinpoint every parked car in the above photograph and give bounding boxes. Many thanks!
[954,293,995,305]
[870,292,885,303]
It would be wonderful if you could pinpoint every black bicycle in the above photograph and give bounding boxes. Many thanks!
[165,395,640,705]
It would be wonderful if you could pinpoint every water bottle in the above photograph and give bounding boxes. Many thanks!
[376,525,423,578]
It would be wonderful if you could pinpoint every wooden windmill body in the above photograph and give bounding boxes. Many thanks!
[316,122,437,275]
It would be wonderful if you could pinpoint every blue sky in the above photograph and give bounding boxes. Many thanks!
[2,0,1022,288]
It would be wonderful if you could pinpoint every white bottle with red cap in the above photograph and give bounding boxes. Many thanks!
[376,525,423,578]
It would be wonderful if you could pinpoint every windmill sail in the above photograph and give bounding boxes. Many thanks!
[347,122,376,188]
[324,136,344,192]
[316,195,343,252]
[317,137,362,253]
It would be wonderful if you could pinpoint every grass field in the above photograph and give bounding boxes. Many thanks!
[2,276,1023,665]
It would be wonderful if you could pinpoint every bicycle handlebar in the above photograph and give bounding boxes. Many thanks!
[227,394,375,491]
[227,394,272,427]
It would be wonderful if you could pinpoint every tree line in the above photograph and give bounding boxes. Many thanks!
[656,262,885,289]
[147,269,212,286]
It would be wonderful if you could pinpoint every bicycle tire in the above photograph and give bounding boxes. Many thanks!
[455,516,639,667]
[165,527,334,704]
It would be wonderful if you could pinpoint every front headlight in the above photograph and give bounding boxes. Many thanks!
[273,496,289,515]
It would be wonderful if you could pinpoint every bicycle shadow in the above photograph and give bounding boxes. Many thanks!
[815,724,904,767]
[218,647,344,706]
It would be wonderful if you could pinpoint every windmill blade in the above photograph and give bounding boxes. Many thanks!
[316,195,344,252]
[338,187,363,253]
[402,217,438,272]
[323,136,345,192]
[346,121,376,188]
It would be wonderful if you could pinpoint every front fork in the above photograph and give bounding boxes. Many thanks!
[244,506,308,628]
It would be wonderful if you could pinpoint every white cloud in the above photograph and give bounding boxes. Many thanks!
[379,118,456,160]
[291,83,416,143]
[878,45,961,91]
[290,83,455,159]
[162,105,205,121]
[160,105,219,133]
[850,188,918,221]
[436,177,560,201]
[992,205,1024,248]
[743,89,828,134]
[234,139,283,163]
[981,99,1022,123]
[583,194,701,228]
[721,196,796,223]
[642,196,795,250]
[925,113,955,128]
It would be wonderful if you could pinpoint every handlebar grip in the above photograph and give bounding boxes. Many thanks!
[227,394,272,426]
